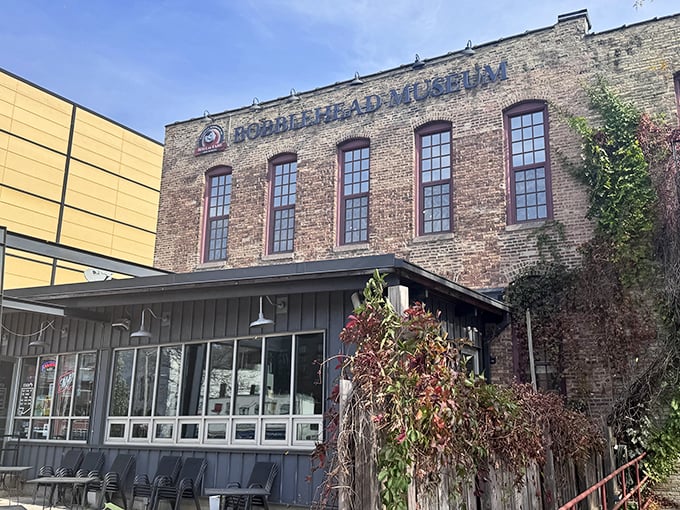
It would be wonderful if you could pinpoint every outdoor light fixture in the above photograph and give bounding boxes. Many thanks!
[131,308,169,339]
[112,318,131,330]
[462,40,476,56]
[287,88,300,102]
[203,110,214,123]
[251,97,262,111]
[28,321,53,348]
[350,72,364,86]
[249,296,275,328]
[412,54,425,69]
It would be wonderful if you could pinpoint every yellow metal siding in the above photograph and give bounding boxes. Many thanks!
[3,254,53,288]
[4,136,65,201]
[0,70,162,289]
[0,187,59,240]
[11,81,71,152]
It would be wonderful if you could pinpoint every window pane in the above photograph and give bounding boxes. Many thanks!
[74,353,96,417]
[234,422,256,440]
[70,419,89,441]
[208,342,234,416]
[207,422,227,440]
[264,336,292,415]
[110,350,134,416]
[264,423,287,441]
[180,344,207,415]
[132,348,157,417]
[34,357,57,417]
[155,346,181,416]
[54,354,76,417]
[234,339,262,415]
[205,171,231,262]
[294,333,323,415]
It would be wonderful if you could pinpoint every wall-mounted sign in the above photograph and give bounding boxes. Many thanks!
[232,61,508,144]
[195,124,227,156]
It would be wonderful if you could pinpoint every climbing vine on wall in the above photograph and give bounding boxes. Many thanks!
[312,272,603,509]
[507,79,680,482]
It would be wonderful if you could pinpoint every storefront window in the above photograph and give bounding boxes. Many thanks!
[106,332,324,447]
[13,352,96,441]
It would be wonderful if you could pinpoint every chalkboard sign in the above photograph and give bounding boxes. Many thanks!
[18,382,33,416]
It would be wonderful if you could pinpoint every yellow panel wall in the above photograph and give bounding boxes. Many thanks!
[3,252,54,288]
[4,136,65,201]
[0,187,59,240]
[1,69,163,289]
[11,81,71,152]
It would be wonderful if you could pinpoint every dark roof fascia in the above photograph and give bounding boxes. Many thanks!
[6,254,508,315]
[392,259,510,315]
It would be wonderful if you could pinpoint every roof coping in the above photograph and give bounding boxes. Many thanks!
[557,9,592,30]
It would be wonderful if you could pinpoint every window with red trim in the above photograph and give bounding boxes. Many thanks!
[416,122,452,235]
[269,154,297,254]
[505,102,552,224]
[339,139,370,245]
[203,166,231,262]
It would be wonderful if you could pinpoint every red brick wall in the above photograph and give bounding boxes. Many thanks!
[156,13,679,294]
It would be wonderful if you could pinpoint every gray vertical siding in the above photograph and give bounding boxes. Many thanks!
[4,285,496,506]
[4,291,348,506]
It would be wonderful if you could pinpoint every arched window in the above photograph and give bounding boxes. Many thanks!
[504,101,553,224]
[202,166,232,262]
[338,138,370,245]
[416,121,453,235]
[268,153,297,254]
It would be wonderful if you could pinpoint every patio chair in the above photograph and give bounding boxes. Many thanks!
[33,449,83,504]
[150,457,206,510]
[88,453,136,510]
[222,462,278,510]
[71,451,105,503]
[132,455,182,509]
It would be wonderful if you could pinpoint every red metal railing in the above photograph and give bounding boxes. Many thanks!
[559,452,651,510]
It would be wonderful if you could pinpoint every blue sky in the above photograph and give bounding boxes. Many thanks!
[2,0,678,142]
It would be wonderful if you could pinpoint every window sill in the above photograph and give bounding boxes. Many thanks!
[504,219,549,232]
[333,242,369,253]
[195,260,228,270]
[262,252,295,262]
[411,232,455,244]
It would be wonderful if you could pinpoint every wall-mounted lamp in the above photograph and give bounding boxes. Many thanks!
[350,72,363,86]
[287,88,300,102]
[29,321,53,348]
[462,40,475,56]
[112,318,131,330]
[351,292,362,310]
[251,97,262,111]
[250,296,274,328]
[203,110,214,123]
[412,54,425,70]
[130,309,170,339]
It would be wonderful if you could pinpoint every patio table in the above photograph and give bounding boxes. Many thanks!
[0,466,32,506]
[205,487,272,510]
[25,476,99,510]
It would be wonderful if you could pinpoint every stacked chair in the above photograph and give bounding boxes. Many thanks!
[131,455,182,510]
[222,462,279,510]
[86,453,136,510]
[150,457,206,510]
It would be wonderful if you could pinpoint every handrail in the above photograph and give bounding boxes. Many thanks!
[558,452,650,510]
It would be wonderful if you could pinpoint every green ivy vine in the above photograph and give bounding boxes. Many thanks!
[507,79,680,485]
[313,271,603,509]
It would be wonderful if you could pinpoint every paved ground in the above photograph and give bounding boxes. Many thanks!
[1,488,307,510]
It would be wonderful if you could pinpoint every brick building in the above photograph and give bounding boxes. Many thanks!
[2,9,680,509]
